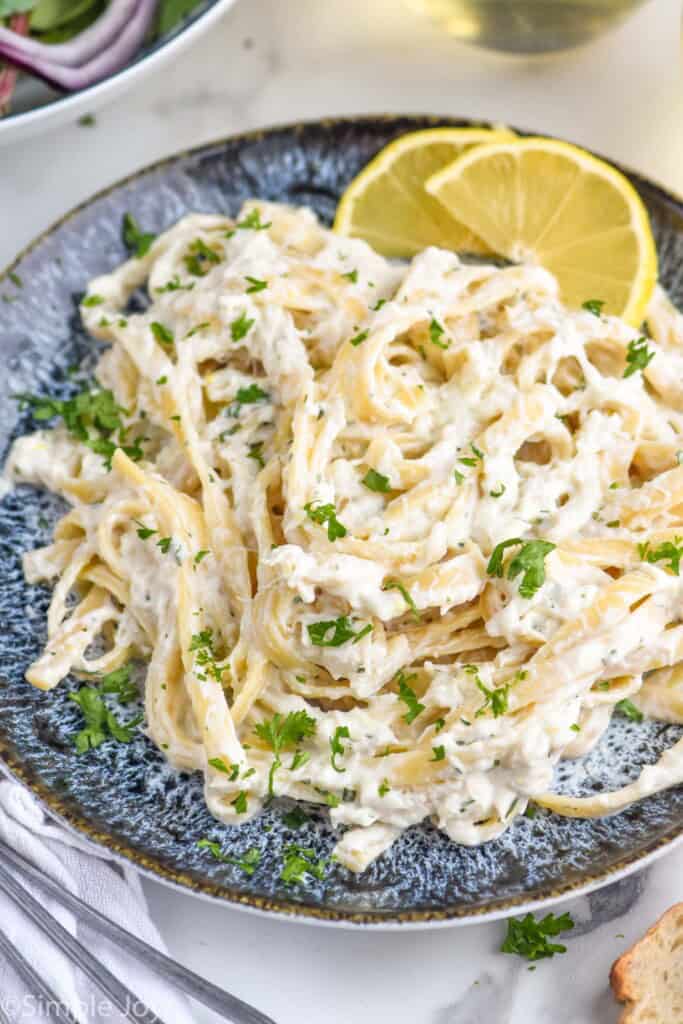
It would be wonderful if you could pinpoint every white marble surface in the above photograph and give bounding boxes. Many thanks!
[3,0,683,1021]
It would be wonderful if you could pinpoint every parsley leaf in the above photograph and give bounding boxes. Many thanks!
[280,845,327,885]
[235,209,271,231]
[431,745,446,761]
[231,312,255,342]
[330,725,351,772]
[466,665,510,718]
[254,710,317,797]
[231,791,248,814]
[459,443,485,467]
[282,806,309,829]
[150,321,174,347]
[362,468,391,493]
[208,757,232,774]
[490,483,506,498]
[100,664,138,704]
[397,670,425,724]
[189,629,227,684]
[245,275,267,293]
[582,299,604,316]
[615,698,644,723]
[429,317,449,349]
[624,336,655,378]
[382,579,420,620]
[247,441,265,468]
[184,238,221,276]
[303,501,347,541]
[156,275,193,293]
[69,686,141,753]
[232,384,269,410]
[638,537,683,575]
[307,617,372,647]
[487,538,556,599]
[121,213,156,258]
[342,269,358,283]
[197,840,261,876]
[350,329,369,347]
[501,912,574,961]
[81,294,105,307]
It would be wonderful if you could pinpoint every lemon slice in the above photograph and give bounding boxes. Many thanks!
[426,137,657,325]
[334,127,515,258]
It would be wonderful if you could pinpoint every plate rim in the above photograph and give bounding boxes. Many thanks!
[3,113,683,928]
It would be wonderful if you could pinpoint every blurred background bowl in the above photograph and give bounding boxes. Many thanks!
[0,0,237,145]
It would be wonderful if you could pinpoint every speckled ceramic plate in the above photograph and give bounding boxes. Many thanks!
[2,116,683,928]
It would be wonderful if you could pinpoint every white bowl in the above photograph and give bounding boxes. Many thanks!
[0,0,237,145]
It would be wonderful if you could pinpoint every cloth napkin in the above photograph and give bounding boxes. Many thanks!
[0,776,196,1023]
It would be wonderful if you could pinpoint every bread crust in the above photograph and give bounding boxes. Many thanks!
[610,903,683,1023]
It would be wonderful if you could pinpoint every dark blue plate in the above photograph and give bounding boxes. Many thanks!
[2,116,683,926]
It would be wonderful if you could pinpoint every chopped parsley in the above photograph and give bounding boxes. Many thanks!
[486,538,556,599]
[253,710,317,797]
[458,443,485,467]
[615,698,644,723]
[280,845,327,885]
[453,469,465,485]
[247,441,265,468]
[186,321,210,338]
[184,238,222,276]
[189,628,226,684]
[307,617,372,647]
[121,213,156,258]
[194,549,210,565]
[196,840,260,876]
[155,375,168,386]
[245,275,267,293]
[350,329,369,347]
[429,317,449,349]
[14,387,144,470]
[378,779,391,797]
[382,579,420,620]
[208,757,231,774]
[8,271,22,288]
[397,670,425,724]
[342,269,358,283]
[69,685,141,753]
[466,665,510,719]
[638,537,683,575]
[330,725,351,772]
[303,501,347,541]
[235,209,271,231]
[490,483,506,498]
[362,468,391,493]
[433,717,446,733]
[156,275,193,293]
[156,536,173,554]
[150,321,174,347]
[231,791,248,814]
[231,312,255,342]
[81,294,104,307]
[501,912,574,961]
[99,664,138,704]
[134,519,156,540]
[371,298,387,311]
[231,384,269,413]
[582,299,604,316]
[624,336,655,378]
[431,745,446,762]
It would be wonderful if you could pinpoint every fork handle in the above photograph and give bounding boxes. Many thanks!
[0,838,277,1024]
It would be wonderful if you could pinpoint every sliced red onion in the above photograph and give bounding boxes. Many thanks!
[0,0,143,69]
[0,12,28,113]
[0,0,158,91]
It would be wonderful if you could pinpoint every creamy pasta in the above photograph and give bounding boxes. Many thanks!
[8,201,683,872]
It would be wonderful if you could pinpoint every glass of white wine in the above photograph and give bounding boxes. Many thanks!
[406,0,649,53]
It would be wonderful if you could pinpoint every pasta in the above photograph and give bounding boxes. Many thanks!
[8,200,683,873]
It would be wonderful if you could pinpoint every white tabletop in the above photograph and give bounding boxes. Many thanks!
[3,1,683,1021]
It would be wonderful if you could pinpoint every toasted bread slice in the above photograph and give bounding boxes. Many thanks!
[611,903,683,1023]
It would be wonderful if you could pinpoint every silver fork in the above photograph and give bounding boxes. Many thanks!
[0,838,277,1024]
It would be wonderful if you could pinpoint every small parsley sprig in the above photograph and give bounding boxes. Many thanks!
[303,501,347,541]
[307,617,372,647]
[382,579,420,621]
[501,912,574,961]
[184,238,222,276]
[69,677,142,754]
[189,629,228,685]
[397,670,425,724]
[253,710,317,797]
[330,725,351,772]
[624,336,655,378]
[362,468,391,493]
[280,845,327,885]
[615,698,644,723]
[464,664,510,719]
[197,840,261,876]
[14,387,144,470]
[487,538,556,599]
[638,537,683,575]
[122,213,156,258]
